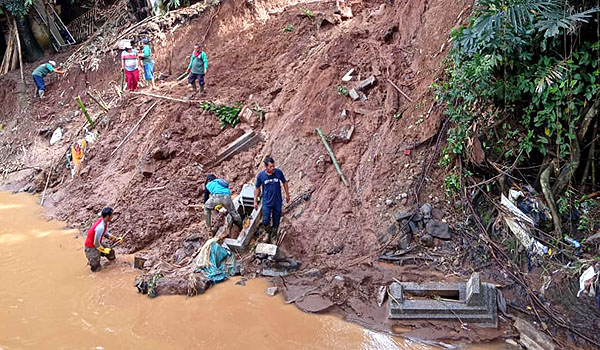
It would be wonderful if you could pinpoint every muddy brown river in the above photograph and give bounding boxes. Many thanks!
[0,192,508,349]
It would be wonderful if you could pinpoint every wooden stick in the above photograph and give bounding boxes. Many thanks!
[110,101,157,156]
[129,91,202,103]
[86,91,109,111]
[13,18,23,81]
[177,71,188,80]
[75,96,95,128]
[40,165,54,206]
[387,79,415,103]
[316,128,349,186]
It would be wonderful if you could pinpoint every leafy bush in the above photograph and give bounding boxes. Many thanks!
[436,0,599,165]
[337,85,349,97]
[282,24,295,32]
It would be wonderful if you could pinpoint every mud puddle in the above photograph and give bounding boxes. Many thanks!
[0,192,508,349]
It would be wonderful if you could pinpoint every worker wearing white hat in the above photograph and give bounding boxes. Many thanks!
[32,60,65,99]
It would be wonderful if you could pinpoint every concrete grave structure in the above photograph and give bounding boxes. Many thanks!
[388,272,498,327]
[223,184,262,252]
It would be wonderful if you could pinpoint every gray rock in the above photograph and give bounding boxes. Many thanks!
[400,192,408,199]
[266,286,278,296]
[420,234,434,247]
[408,221,420,235]
[385,199,394,206]
[411,213,423,222]
[426,220,451,240]
[514,317,557,350]
[395,212,413,222]
[387,224,398,237]
[399,233,411,250]
[420,203,432,217]
[334,275,344,281]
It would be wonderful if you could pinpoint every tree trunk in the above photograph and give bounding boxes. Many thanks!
[15,15,43,63]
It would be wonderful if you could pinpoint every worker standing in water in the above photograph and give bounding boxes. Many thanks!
[32,60,65,99]
[84,207,123,272]
[254,156,290,243]
[186,43,208,93]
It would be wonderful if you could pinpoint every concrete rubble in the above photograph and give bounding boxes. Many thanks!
[514,317,557,350]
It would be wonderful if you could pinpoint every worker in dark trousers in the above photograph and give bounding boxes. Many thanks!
[254,157,290,243]
[186,43,208,93]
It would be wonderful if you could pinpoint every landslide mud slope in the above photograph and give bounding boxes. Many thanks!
[0,0,497,342]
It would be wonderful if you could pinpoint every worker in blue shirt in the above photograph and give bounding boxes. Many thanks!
[254,156,290,243]
[203,174,242,235]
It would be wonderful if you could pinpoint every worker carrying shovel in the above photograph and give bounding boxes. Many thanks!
[84,207,123,272]
[203,174,242,236]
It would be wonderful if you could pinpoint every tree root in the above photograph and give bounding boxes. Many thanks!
[541,162,562,236]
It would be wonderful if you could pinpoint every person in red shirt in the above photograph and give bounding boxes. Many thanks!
[84,207,122,272]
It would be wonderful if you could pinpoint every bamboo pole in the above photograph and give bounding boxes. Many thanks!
[40,165,54,206]
[75,96,95,128]
[316,128,349,186]
[110,101,157,156]
[13,18,23,81]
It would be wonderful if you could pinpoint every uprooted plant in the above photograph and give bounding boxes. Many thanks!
[200,101,242,129]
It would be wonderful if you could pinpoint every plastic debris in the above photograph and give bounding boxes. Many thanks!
[500,194,548,256]
[49,127,62,145]
[564,236,582,249]
[577,265,599,298]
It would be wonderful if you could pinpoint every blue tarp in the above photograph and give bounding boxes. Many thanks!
[196,242,237,283]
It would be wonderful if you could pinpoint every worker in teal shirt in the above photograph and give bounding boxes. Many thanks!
[203,174,242,235]
[138,39,155,89]
[186,43,208,93]
[32,60,65,99]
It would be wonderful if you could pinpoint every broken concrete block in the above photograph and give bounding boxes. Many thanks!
[426,220,451,240]
[466,273,482,306]
[376,286,387,307]
[358,76,376,91]
[239,106,254,124]
[328,124,354,143]
[389,282,403,304]
[213,131,261,166]
[349,88,359,101]
[266,286,278,297]
[514,317,557,350]
[256,243,278,256]
[342,68,354,82]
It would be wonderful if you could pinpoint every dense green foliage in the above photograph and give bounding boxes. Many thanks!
[200,101,242,129]
[435,0,599,166]
[0,0,33,16]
